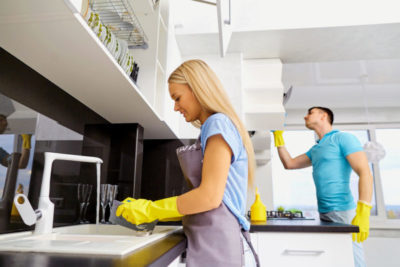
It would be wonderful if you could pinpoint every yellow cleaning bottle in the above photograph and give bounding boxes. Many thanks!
[250,187,267,222]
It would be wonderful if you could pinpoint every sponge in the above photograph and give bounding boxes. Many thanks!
[109,200,158,234]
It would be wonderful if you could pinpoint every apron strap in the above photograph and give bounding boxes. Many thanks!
[241,229,261,267]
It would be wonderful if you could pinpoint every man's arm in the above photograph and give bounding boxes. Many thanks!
[277,147,311,169]
[273,131,311,169]
[346,151,373,203]
[347,150,373,243]
[18,148,30,169]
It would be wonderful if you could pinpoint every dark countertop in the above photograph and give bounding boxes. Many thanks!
[160,217,359,233]
[250,218,359,233]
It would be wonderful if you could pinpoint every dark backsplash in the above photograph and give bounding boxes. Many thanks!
[0,46,194,233]
[141,139,196,200]
[0,47,108,135]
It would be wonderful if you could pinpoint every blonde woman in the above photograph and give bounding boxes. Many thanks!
[117,59,259,266]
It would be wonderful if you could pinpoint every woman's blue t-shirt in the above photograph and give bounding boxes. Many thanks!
[200,113,250,230]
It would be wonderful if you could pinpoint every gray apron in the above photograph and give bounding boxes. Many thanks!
[176,139,260,267]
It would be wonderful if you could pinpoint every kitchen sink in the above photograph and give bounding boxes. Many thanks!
[0,224,182,256]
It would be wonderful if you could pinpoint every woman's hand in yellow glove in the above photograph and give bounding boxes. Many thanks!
[116,196,183,225]
[351,201,372,243]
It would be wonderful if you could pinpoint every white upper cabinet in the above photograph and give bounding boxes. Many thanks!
[242,59,286,131]
[0,0,177,139]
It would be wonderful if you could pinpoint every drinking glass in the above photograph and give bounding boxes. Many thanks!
[82,184,93,223]
[100,184,109,224]
[106,184,118,223]
[77,184,89,224]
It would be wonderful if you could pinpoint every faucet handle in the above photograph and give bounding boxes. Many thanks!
[14,194,41,226]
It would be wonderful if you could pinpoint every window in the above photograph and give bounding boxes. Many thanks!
[376,129,400,219]
[271,130,317,212]
[271,129,377,215]
[0,134,35,199]
[0,134,15,198]
[15,135,36,198]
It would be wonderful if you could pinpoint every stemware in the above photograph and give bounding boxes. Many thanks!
[106,184,118,223]
[100,184,109,224]
[82,184,93,223]
[77,184,89,224]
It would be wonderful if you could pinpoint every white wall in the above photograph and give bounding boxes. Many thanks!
[178,53,243,139]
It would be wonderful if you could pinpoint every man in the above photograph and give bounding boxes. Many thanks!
[0,114,31,169]
[273,106,373,267]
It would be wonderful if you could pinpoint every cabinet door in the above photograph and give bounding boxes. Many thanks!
[257,232,354,267]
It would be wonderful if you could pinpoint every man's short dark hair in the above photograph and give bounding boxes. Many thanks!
[308,106,334,125]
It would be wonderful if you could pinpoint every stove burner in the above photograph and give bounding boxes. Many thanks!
[267,210,304,219]
[247,210,310,220]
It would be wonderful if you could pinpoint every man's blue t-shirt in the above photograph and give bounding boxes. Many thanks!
[200,113,250,230]
[305,130,363,213]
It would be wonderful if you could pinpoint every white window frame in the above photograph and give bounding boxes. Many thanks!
[278,122,400,229]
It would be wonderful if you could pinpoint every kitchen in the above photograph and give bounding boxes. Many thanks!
[0,0,399,266]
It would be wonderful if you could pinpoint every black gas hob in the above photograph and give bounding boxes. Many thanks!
[248,210,315,220]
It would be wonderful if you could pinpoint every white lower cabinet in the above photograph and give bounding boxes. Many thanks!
[252,232,354,267]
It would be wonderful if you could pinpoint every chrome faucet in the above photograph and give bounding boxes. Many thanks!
[14,152,103,235]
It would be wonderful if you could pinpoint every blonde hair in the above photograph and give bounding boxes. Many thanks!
[168,59,255,188]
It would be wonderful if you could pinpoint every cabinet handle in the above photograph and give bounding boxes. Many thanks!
[282,249,325,256]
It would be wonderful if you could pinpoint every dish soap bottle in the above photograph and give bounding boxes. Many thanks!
[250,187,267,222]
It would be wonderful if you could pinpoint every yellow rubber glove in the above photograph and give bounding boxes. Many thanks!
[116,196,183,225]
[272,130,285,147]
[351,201,372,243]
[21,134,32,149]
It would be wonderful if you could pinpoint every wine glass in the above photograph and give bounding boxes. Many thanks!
[82,184,93,223]
[100,184,109,224]
[106,184,118,223]
[77,184,88,224]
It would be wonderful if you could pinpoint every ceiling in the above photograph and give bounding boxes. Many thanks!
[172,1,400,111]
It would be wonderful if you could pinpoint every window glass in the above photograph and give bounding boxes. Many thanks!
[376,129,400,219]
[0,135,15,198]
[15,135,36,198]
[271,130,317,213]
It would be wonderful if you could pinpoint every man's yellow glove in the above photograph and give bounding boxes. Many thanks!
[272,130,285,147]
[116,196,183,225]
[351,201,372,243]
[21,134,32,149]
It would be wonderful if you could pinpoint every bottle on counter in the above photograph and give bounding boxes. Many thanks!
[250,187,267,222]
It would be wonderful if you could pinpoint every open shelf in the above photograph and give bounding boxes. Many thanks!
[0,0,177,139]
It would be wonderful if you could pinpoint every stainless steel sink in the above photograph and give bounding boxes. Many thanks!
[0,224,182,256]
